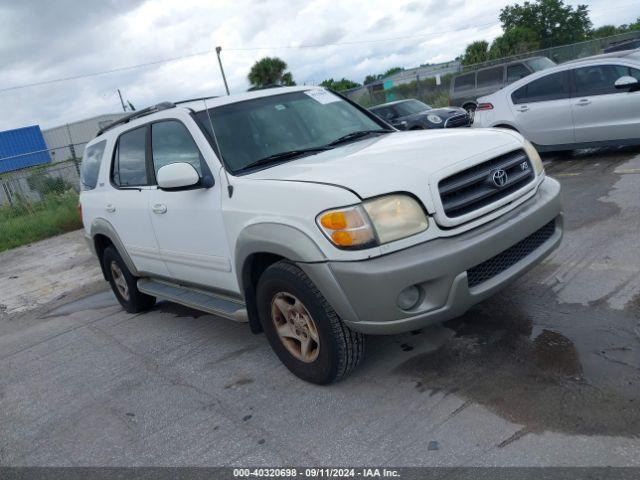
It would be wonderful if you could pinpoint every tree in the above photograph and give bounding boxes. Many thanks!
[499,0,591,49]
[363,66,404,85]
[460,40,491,66]
[247,57,295,88]
[490,26,541,58]
[319,78,361,91]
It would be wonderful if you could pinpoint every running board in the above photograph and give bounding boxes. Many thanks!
[138,279,248,323]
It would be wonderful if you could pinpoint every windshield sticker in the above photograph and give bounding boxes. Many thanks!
[304,89,341,105]
[275,104,286,110]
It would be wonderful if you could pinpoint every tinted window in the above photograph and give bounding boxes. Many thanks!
[388,100,431,117]
[574,65,631,96]
[630,67,640,82]
[370,106,396,120]
[454,73,475,91]
[113,127,148,187]
[80,141,106,190]
[512,71,569,104]
[506,64,531,84]
[477,67,503,88]
[525,57,556,72]
[151,121,204,176]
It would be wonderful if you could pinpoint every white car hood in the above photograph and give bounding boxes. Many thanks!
[245,129,522,213]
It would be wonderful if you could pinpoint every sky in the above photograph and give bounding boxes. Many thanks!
[0,0,638,131]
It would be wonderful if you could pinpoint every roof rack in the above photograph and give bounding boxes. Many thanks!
[174,95,220,105]
[96,101,176,136]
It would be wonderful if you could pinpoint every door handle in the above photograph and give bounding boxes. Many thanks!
[576,98,591,106]
[152,203,167,214]
[105,204,116,213]
[516,106,529,112]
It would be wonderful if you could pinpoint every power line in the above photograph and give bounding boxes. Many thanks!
[0,50,211,93]
[0,22,499,94]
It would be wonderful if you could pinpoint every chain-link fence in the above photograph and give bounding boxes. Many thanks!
[341,30,640,108]
[0,146,85,252]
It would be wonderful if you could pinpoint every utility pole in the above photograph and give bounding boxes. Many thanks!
[215,46,230,95]
[117,89,127,112]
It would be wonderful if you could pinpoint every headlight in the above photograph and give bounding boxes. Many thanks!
[427,114,443,124]
[522,139,544,175]
[317,194,428,249]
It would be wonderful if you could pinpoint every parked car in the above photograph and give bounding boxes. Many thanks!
[473,50,640,151]
[369,99,471,129]
[80,86,562,384]
[449,57,556,115]
[604,40,640,53]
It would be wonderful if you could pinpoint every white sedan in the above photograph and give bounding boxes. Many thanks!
[473,50,640,151]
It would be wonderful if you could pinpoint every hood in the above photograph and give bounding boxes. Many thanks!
[398,107,466,121]
[244,129,522,213]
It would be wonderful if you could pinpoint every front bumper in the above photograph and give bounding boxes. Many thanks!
[300,177,562,335]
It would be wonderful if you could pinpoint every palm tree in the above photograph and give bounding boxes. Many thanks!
[247,57,296,88]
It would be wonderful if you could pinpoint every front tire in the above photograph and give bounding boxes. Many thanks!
[256,261,364,384]
[103,246,156,313]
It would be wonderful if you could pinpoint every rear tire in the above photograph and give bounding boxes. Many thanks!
[102,246,156,313]
[256,260,364,384]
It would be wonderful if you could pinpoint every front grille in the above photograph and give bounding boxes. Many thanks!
[444,114,470,128]
[467,221,556,288]
[438,149,534,218]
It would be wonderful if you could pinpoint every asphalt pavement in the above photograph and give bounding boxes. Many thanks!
[1,146,639,467]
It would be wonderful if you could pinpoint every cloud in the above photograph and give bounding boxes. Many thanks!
[0,0,634,131]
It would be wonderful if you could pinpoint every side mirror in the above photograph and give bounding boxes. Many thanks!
[157,162,200,189]
[614,75,640,91]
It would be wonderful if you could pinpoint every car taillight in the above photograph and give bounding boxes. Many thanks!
[477,102,494,111]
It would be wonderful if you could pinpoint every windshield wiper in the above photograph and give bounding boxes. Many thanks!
[242,147,330,171]
[325,129,392,147]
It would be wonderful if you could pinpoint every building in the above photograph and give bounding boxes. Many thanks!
[42,113,126,163]
[0,125,51,175]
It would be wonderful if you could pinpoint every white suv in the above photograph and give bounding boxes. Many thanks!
[80,86,563,384]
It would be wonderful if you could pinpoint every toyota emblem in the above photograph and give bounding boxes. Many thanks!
[491,169,508,188]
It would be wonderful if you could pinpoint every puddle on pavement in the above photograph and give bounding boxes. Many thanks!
[395,282,640,437]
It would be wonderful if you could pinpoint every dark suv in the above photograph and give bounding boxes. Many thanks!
[449,56,555,115]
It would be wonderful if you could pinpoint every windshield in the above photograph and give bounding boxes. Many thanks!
[525,57,556,72]
[195,90,385,173]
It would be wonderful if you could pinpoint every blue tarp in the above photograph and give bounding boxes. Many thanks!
[0,125,51,174]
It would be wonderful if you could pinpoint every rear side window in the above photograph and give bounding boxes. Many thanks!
[573,64,631,96]
[112,127,149,187]
[454,73,475,92]
[512,71,569,104]
[506,64,531,84]
[80,140,106,190]
[476,67,503,88]
[151,121,204,176]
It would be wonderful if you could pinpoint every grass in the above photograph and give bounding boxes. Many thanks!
[0,191,83,253]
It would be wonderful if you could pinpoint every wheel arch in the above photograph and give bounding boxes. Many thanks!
[462,101,478,111]
[89,218,140,279]
[235,223,327,334]
[493,123,520,132]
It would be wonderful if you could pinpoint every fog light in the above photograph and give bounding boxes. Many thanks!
[397,285,421,310]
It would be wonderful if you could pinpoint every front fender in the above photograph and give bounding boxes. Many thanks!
[234,222,327,288]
